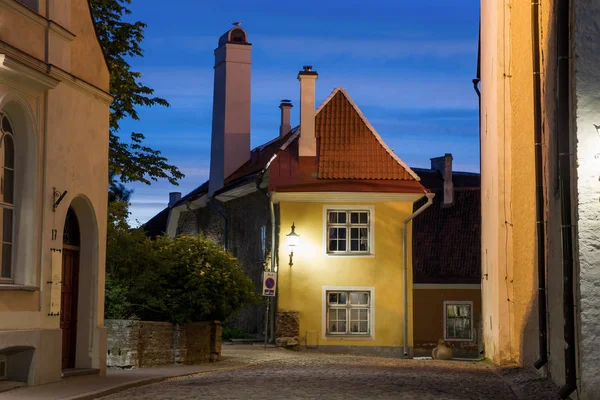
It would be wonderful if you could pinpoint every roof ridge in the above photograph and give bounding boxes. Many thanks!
[316,87,421,182]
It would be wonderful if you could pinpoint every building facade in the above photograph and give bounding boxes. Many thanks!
[479,0,600,397]
[411,155,481,358]
[0,0,110,386]
[147,26,432,354]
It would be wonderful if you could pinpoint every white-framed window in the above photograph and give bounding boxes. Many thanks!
[0,113,15,282]
[325,207,374,255]
[324,288,373,337]
[443,301,473,341]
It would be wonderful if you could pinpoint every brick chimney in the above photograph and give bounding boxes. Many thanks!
[279,99,293,137]
[431,153,454,206]
[297,66,318,157]
[209,24,252,196]
[169,192,182,207]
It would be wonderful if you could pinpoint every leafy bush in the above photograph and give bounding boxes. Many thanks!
[105,202,258,323]
[222,327,253,341]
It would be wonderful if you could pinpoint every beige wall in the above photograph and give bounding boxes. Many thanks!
[480,0,540,366]
[0,0,110,385]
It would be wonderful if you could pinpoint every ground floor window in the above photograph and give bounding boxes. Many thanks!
[444,301,473,340]
[326,290,371,336]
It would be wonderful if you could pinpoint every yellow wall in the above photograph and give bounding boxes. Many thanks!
[277,201,415,348]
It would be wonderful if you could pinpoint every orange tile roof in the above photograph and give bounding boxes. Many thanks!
[316,88,419,181]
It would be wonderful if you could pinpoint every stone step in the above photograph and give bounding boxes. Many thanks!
[61,368,100,378]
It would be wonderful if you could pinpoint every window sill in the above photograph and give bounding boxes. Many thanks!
[0,284,39,291]
[325,253,375,259]
[444,338,474,342]
[325,335,373,341]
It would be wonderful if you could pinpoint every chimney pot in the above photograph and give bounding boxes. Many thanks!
[430,154,454,206]
[169,192,182,208]
[303,65,312,71]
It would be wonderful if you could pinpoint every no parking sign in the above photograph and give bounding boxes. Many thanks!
[262,271,277,297]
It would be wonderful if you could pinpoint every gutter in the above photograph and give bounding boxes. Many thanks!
[531,0,549,370]
[556,0,577,396]
[402,192,434,357]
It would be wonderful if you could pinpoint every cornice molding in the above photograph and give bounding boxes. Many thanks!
[49,66,113,104]
[0,54,59,90]
[271,191,425,204]
[0,0,76,41]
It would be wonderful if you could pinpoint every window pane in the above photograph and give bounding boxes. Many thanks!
[446,305,457,317]
[350,228,359,239]
[350,240,359,251]
[338,321,346,333]
[350,309,358,320]
[338,212,346,224]
[350,292,369,305]
[351,322,359,333]
[350,212,359,224]
[4,135,14,169]
[1,242,11,278]
[338,228,346,239]
[2,208,12,243]
[3,168,14,204]
[328,320,338,333]
[360,228,368,239]
[338,240,346,251]
[359,309,369,320]
[328,212,337,223]
[339,293,347,304]
[329,293,338,304]
[359,212,368,224]
[360,321,368,333]
[1,115,12,134]
[360,240,368,252]
[446,317,455,338]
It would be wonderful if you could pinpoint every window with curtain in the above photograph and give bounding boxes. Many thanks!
[0,113,15,281]
[326,210,371,255]
[326,290,371,336]
[444,302,473,340]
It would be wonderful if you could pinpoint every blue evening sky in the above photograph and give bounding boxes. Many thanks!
[121,0,480,225]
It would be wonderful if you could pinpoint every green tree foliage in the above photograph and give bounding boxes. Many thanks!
[105,203,257,323]
[90,0,184,187]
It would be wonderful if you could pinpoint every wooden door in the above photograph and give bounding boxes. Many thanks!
[60,247,80,369]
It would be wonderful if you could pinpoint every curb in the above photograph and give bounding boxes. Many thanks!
[64,363,252,400]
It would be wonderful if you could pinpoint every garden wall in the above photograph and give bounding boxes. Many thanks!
[105,320,222,368]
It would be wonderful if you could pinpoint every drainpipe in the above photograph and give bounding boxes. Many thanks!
[402,192,434,357]
[531,0,549,370]
[556,0,577,396]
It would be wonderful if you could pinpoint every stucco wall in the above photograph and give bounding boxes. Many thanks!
[413,288,481,358]
[277,201,414,349]
[573,0,600,396]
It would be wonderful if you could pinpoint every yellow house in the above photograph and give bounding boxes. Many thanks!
[269,74,429,355]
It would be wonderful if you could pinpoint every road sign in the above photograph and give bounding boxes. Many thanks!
[262,271,277,297]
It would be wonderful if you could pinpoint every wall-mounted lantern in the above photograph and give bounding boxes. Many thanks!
[286,222,300,267]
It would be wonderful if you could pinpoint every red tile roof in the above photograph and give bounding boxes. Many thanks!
[316,88,419,181]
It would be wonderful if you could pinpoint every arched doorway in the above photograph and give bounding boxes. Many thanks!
[61,207,80,370]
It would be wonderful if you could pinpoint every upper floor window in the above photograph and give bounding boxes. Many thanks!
[444,301,473,341]
[326,209,372,255]
[0,113,15,281]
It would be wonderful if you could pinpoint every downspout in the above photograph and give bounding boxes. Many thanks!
[402,192,434,357]
[532,0,549,370]
[556,0,577,396]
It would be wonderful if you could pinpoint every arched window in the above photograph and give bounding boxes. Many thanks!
[0,112,15,280]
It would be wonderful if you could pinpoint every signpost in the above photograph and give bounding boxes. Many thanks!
[262,271,277,348]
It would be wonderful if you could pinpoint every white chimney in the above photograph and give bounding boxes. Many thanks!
[297,66,318,157]
[279,99,293,137]
[431,154,454,206]
[209,24,252,196]
[169,192,182,207]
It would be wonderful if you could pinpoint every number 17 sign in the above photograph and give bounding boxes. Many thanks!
[262,271,277,297]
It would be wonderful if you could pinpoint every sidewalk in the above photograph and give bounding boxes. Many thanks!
[0,357,250,400]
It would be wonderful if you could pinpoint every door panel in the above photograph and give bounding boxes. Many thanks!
[60,249,80,370]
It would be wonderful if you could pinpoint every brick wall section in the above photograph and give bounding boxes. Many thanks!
[105,320,221,368]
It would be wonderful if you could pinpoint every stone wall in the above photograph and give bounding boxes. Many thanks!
[275,310,299,348]
[105,320,221,368]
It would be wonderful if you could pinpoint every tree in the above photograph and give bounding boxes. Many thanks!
[90,0,184,188]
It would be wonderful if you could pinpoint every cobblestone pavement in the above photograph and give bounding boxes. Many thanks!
[101,348,561,400]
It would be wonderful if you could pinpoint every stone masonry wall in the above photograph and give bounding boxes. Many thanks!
[106,320,221,368]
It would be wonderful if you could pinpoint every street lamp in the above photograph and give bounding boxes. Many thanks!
[286,222,300,267]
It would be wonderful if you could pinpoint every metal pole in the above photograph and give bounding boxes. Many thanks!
[264,297,270,349]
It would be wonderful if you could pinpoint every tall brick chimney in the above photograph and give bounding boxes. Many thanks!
[297,66,318,157]
[209,24,252,196]
[431,153,454,206]
[169,192,182,207]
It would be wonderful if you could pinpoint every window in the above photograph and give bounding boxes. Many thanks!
[0,113,15,281]
[326,290,371,335]
[326,209,371,254]
[444,301,473,341]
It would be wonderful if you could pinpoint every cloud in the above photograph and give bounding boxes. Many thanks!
[150,34,476,61]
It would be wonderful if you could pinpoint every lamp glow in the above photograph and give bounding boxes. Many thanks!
[286,222,300,267]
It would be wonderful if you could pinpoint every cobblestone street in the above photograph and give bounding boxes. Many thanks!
[101,347,562,400]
